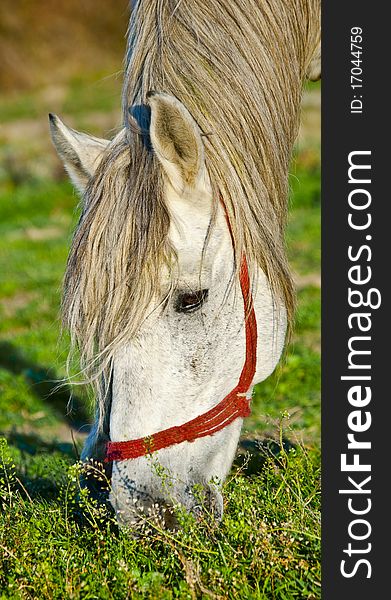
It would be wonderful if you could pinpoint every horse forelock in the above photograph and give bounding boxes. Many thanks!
[62,124,172,418]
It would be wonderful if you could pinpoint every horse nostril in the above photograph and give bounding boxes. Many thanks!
[162,504,179,530]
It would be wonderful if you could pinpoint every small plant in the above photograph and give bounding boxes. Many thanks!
[0,438,17,508]
[0,431,320,599]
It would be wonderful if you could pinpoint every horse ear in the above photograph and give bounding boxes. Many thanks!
[49,114,110,194]
[146,92,205,192]
[306,41,321,81]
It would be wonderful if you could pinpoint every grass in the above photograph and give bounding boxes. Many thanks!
[1,437,320,599]
[0,72,122,126]
[0,83,320,597]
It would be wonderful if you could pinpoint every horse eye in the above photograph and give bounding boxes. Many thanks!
[175,289,209,313]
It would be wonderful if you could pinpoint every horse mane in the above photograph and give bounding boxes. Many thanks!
[62,0,320,430]
[122,0,320,318]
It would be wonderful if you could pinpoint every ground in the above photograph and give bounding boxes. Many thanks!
[0,76,320,599]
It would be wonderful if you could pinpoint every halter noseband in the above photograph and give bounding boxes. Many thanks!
[105,218,257,463]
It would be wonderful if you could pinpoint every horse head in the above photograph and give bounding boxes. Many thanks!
[50,92,286,526]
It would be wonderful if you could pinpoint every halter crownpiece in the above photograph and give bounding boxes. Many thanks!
[105,211,258,462]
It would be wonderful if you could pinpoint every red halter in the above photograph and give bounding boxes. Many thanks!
[105,228,257,463]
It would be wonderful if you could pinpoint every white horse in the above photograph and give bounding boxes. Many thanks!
[50,0,320,526]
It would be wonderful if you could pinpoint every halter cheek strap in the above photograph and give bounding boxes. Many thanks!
[104,252,257,463]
